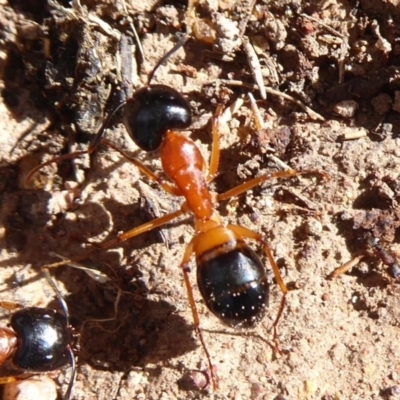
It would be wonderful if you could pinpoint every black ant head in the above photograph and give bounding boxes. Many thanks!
[10,307,74,372]
[122,34,192,152]
[123,84,192,152]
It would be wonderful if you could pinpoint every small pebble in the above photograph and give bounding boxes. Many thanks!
[333,100,359,118]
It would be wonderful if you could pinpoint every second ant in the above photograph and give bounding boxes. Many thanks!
[27,36,326,390]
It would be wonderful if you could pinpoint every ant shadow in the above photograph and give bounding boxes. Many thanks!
[334,213,396,292]
[72,293,196,374]
[57,266,197,375]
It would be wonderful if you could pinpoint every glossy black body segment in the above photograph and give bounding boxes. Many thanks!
[11,307,72,372]
[197,245,269,325]
[123,85,192,152]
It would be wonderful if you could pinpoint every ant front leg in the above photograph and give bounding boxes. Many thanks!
[0,302,26,369]
[0,377,19,385]
[94,138,192,250]
[0,301,24,311]
[0,303,24,370]
[2,375,58,400]
[101,139,183,197]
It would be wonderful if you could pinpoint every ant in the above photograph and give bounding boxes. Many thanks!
[363,231,400,279]
[26,35,326,389]
[0,269,78,400]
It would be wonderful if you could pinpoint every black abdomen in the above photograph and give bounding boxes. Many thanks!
[197,245,269,325]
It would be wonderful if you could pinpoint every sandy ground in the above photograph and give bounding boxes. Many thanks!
[1,1,400,399]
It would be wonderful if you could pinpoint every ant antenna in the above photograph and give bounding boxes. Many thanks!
[24,102,126,186]
[63,350,77,400]
[147,33,189,85]
[42,268,70,326]
[42,268,77,400]
[87,101,127,151]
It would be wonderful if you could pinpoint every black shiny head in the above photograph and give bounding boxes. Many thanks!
[197,245,269,325]
[123,85,192,152]
[10,307,72,372]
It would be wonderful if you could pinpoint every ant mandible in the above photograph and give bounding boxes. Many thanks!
[0,269,78,400]
[26,35,325,390]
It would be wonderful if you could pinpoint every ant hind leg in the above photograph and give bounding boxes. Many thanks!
[179,237,218,390]
[228,224,287,348]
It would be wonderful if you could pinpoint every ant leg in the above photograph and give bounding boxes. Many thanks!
[180,238,217,390]
[228,224,287,340]
[328,255,364,279]
[218,169,328,202]
[207,106,223,183]
[0,302,24,311]
[100,204,188,250]
[0,328,18,365]
[101,139,182,196]
[89,140,197,249]
[0,377,18,384]
[41,201,189,271]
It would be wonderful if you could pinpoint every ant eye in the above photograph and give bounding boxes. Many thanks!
[123,85,192,152]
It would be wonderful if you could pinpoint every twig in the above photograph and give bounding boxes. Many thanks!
[301,13,346,39]
[243,36,266,99]
[121,0,145,62]
[266,154,292,171]
[206,79,325,121]
[339,129,367,141]
[220,97,245,125]
[248,92,265,130]
[328,255,364,279]
[238,0,257,36]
